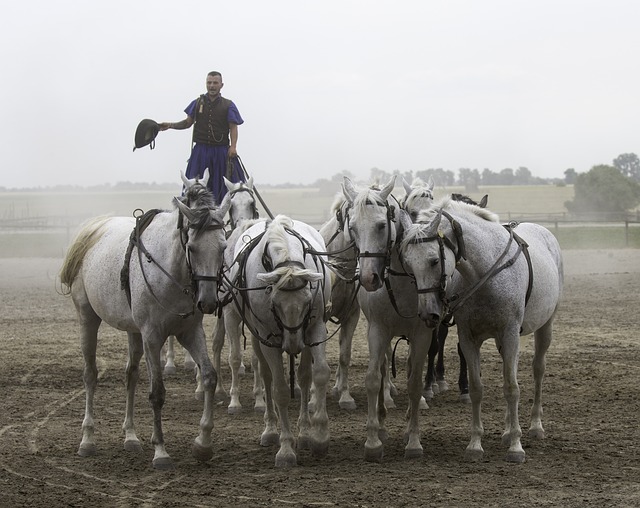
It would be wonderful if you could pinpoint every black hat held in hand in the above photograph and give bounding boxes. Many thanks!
[133,119,159,151]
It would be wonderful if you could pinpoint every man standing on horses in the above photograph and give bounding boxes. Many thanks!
[159,71,245,203]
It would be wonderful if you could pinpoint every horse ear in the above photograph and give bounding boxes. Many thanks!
[479,194,488,208]
[180,171,190,188]
[402,177,412,196]
[427,176,435,191]
[424,208,443,237]
[342,177,357,205]
[218,191,232,217]
[246,176,254,189]
[379,175,397,201]
[223,176,233,191]
[173,197,196,222]
[201,169,210,187]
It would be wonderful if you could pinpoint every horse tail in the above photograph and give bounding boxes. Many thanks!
[59,216,111,293]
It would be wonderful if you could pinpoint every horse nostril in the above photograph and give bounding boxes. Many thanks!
[428,313,440,325]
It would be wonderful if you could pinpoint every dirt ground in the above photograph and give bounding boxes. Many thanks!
[1,249,639,507]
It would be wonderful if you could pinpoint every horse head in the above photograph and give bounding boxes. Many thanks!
[401,176,435,221]
[341,175,397,291]
[173,190,229,314]
[257,265,324,356]
[224,176,259,229]
[400,207,457,328]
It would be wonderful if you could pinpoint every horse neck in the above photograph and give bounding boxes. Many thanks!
[150,210,189,275]
[449,214,505,282]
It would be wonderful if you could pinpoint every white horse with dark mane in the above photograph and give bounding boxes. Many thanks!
[59,170,229,470]
[399,197,563,462]
[220,214,332,467]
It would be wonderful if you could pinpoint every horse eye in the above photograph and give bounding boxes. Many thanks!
[377,222,386,231]
[430,258,439,267]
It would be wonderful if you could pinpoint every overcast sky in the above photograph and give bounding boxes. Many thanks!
[1,1,638,189]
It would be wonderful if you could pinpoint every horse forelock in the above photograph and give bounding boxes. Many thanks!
[399,222,433,253]
[265,215,296,265]
[352,188,387,219]
[178,184,220,234]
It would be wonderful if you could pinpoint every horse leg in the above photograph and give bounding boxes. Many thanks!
[404,332,430,459]
[309,342,331,457]
[497,327,526,463]
[183,349,196,371]
[122,332,143,452]
[177,326,217,464]
[529,318,554,440]
[77,300,101,458]
[211,315,228,401]
[332,306,359,411]
[364,325,389,462]
[458,342,470,403]
[435,324,449,392]
[227,316,244,414]
[262,346,297,467]
[251,350,266,413]
[163,336,177,376]
[296,350,313,451]
[458,335,485,462]
[142,334,173,470]
[383,343,398,407]
[423,328,439,400]
[252,337,278,446]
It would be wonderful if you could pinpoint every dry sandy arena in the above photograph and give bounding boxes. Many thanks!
[1,249,639,507]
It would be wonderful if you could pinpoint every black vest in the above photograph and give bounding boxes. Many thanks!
[192,95,231,146]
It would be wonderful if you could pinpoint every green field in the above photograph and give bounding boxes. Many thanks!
[0,184,638,257]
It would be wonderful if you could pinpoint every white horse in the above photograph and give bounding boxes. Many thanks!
[319,178,434,411]
[59,170,230,470]
[399,197,563,462]
[341,175,433,462]
[221,215,331,467]
[164,175,259,380]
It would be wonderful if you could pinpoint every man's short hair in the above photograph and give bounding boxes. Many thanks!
[207,71,222,79]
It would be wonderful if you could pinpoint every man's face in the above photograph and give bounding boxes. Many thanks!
[206,75,223,96]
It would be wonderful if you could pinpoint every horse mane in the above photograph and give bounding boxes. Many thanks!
[416,196,500,224]
[59,216,112,292]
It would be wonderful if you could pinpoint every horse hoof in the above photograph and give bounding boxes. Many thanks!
[192,442,213,462]
[238,364,246,376]
[253,403,266,414]
[464,448,484,462]
[431,383,440,395]
[260,432,280,447]
[459,393,471,404]
[194,391,204,402]
[227,405,242,415]
[152,456,175,470]
[298,436,311,451]
[339,399,357,411]
[378,429,389,443]
[308,402,316,413]
[163,365,177,377]
[77,443,97,457]
[384,398,396,409]
[505,450,526,463]
[184,359,197,371]
[424,388,434,400]
[419,396,429,410]
[311,440,329,458]
[123,439,143,453]
[528,427,545,440]
[404,447,423,460]
[364,444,384,463]
[437,380,450,392]
[275,452,297,468]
